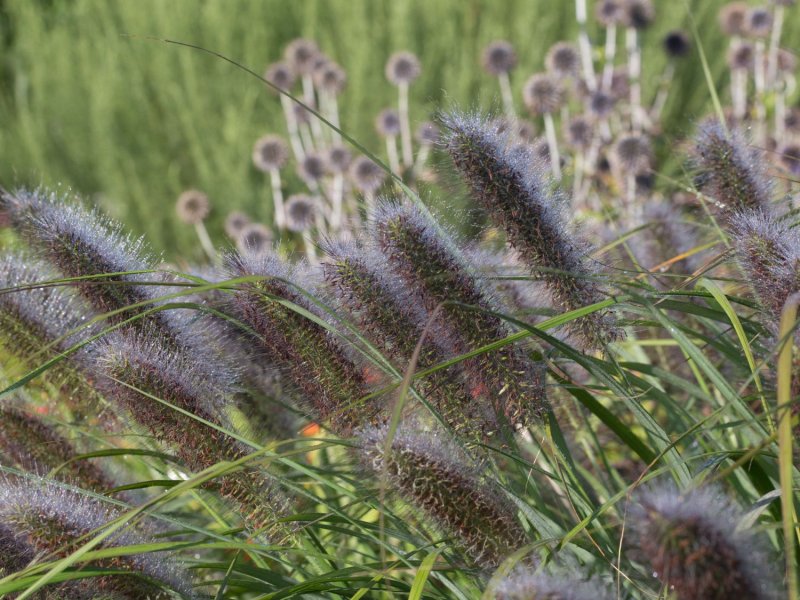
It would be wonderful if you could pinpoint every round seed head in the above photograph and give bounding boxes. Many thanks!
[623,0,656,29]
[314,61,347,95]
[778,143,800,175]
[292,102,313,125]
[595,0,624,26]
[375,108,402,137]
[326,144,352,174]
[237,223,273,255]
[175,189,210,225]
[745,7,773,38]
[284,38,320,75]
[663,30,692,58]
[224,211,251,238]
[298,151,327,183]
[415,121,440,145]
[522,73,565,115]
[719,2,749,36]
[263,61,295,93]
[545,41,580,77]
[252,134,289,172]
[565,115,593,149]
[481,40,517,75]
[613,133,652,171]
[385,51,421,85]
[728,41,755,69]
[285,194,316,232]
[350,156,385,193]
[609,67,631,100]
[589,90,616,119]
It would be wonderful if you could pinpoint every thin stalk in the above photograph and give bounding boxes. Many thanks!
[602,24,617,91]
[301,231,318,263]
[767,4,785,92]
[754,40,767,144]
[412,144,431,179]
[575,0,597,91]
[498,72,515,118]
[193,221,217,264]
[386,135,401,175]
[280,94,305,161]
[543,112,562,180]
[269,169,286,230]
[330,173,344,231]
[303,73,325,146]
[398,82,413,168]
[732,67,748,121]
[649,62,675,124]
[626,27,643,132]
[300,122,316,154]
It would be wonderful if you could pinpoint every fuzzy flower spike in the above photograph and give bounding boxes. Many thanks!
[441,112,620,350]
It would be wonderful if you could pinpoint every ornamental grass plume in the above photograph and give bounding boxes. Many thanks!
[692,121,773,214]
[494,570,613,600]
[0,404,115,493]
[359,425,528,568]
[321,239,497,440]
[94,331,290,538]
[0,478,195,599]
[631,486,779,600]
[373,201,547,431]
[224,251,382,436]
[440,111,620,350]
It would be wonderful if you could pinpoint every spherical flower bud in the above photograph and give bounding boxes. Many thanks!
[224,211,251,239]
[623,0,655,29]
[728,41,755,69]
[663,30,692,58]
[314,61,347,95]
[719,2,749,36]
[284,38,320,75]
[263,61,295,93]
[298,151,327,183]
[565,115,593,150]
[522,73,565,115]
[285,194,316,232]
[326,144,352,174]
[349,156,385,194]
[545,41,580,77]
[595,0,624,27]
[481,40,517,75]
[252,134,289,172]
[613,133,652,172]
[415,121,440,146]
[375,108,402,137]
[745,7,773,39]
[237,222,272,255]
[385,51,421,85]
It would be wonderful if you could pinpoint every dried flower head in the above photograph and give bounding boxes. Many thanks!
[416,121,440,146]
[252,134,289,172]
[326,144,352,174]
[350,156,386,194]
[692,121,772,213]
[595,0,625,27]
[745,7,773,38]
[613,133,653,172]
[495,570,613,600]
[285,194,316,232]
[298,151,327,183]
[545,42,581,78]
[565,115,594,150]
[719,2,749,36]
[237,223,273,256]
[728,41,755,69]
[224,211,251,239]
[588,90,616,119]
[631,486,779,600]
[175,189,210,225]
[359,426,528,567]
[314,61,347,95]
[481,40,517,75]
[522,73,565,115]
[441,112,620,349]
[663,30,692,58]
[0,478,194,598]
[263,61,295,93]
[623,0,656,29]
[609,67,631,100]
[284,38,320,75]
[375,108,402,137]
[385,51,421,85]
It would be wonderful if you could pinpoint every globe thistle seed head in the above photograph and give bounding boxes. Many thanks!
[440,111,620,349]
[692,121,772,213]
[175,189,210,225]
[728,41,755,69]
[237,223,273,256]
[224,211,251,239]
[613,133,653,172]
[745,7,773,39]
[314,61,347,95]
[350,156,386,194]
[565,115,593,150]
[0,478,195,598]
[631,486,779,600]
[326,144,352,174]
[623,0,656,29]
[609,67,631,100]
[385,51,421,85]
[292,101,313,125]
[778,142,800,175]
[663,30,692,58]
[729,209,800,328]
[374,200,548,427]
[252,134,289,172]
[225,252,380,435]
[263,61,295,93]
[298,151,327,183]
[595,0,625,26]
[588,90,616,119]
[359,426,528,567]
[415,121,440,146]
[481,40,517,75]
[375,108,402,137]
[284,38,320,75]
[545,42,581,78]
[495,570,614,600]
[285,194,316,232]
[719,2,749,36]
[522,73,565,115]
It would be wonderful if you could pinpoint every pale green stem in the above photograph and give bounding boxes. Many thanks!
[386,135,401,175]
[498,72,515,118]
[280,94,305,161]
[398,82,413,168]
[269,169,285,230]
[543,112,562,180]
[602,24,617,91]
[194,221,217,264]
[767,5,785,91]
[575,0,597,91]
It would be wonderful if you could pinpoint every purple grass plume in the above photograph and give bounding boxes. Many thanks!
[631,486,780,600]
[359,425,528,568]
[440,112,620,350]
[373,201,548,433]
[494,569,613,600]
[0,477,195,599]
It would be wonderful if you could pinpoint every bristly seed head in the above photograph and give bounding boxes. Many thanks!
[237,223,273,256]
[385,51,421,85]
[481,40,517,76]
[663,30,692,58]
[623,0,655,29]
[544,42,580,78]
[285,194,317,232]
[350,156,386,194]
[298,151,327,183]
[284,38,320,75]
[253,134,289,172]
[718,2,749,37]
[225,210,251,239]
[263,61,295,93]
[175,189,210,225]
[595,0,624,27]
[375,108,402,137]
[522,73,565,116]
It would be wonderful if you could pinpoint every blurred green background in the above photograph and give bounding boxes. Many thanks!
[0,0,796,259]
